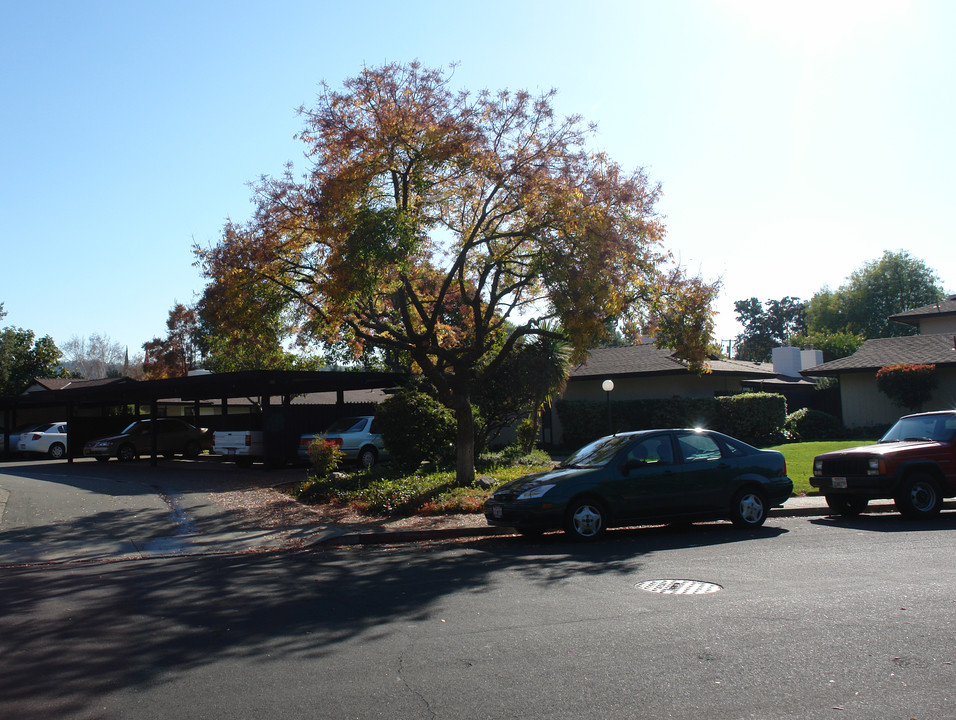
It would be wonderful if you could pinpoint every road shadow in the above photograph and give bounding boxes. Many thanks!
[0,517,787,718]
[809,508,956,533]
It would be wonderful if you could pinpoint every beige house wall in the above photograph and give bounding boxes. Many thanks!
[839,369,956,428]
[918,317,956,334]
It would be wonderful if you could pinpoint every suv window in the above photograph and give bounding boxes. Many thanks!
[881,414,956,443]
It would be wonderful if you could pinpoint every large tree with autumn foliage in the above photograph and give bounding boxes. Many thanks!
[196,62,718,484]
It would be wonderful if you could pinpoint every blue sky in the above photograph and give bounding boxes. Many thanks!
[2,0,953,359]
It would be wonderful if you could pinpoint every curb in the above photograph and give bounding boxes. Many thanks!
[312,497,956,547]
[313,500,845,547]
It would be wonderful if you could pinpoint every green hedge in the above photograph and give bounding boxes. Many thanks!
[784,408,845,441]
[555,392,787,448]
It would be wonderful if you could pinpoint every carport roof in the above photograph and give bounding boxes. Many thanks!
[1,370,406,410]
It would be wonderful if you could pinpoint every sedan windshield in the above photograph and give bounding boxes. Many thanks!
[880,414,956,443]
[562,434,639,468]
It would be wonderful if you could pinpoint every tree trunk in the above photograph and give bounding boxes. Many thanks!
[454,400,476,487]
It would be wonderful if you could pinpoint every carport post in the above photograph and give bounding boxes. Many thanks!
[66,400,75,464]
[2,407,10,459]
[149,400,159,466]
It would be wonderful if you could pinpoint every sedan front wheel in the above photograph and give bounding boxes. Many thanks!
[564,498,608,541]
[117,444,137,462]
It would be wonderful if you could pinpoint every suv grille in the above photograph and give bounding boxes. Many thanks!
[819,457,871,476]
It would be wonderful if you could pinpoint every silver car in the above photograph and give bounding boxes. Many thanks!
[298,415,388,469]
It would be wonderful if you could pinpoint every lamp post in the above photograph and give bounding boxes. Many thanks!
[602,379,614,436]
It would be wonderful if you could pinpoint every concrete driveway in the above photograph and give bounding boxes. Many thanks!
[0,458,332,565]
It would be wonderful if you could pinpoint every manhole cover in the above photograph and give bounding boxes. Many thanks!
[636,579,722,595]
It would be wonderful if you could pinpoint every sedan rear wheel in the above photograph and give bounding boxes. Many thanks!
[358,447,378,470]
[48,442,66,460]
[564,498,607,541]
[730,487,768,528]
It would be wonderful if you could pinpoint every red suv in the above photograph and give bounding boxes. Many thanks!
[811,410,956,519]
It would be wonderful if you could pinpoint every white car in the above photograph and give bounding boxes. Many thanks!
[298,415,388,469]
[18,422,68,459]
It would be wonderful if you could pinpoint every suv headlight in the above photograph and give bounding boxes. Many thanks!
[813,459,823,476]
[517,484,556,501]
[867,458,884,476]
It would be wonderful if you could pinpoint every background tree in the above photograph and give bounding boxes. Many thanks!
[197,62,718,484]
[142,304,201,379]
[471,326,572,450]
[194,274,322,372]
[0,307,68,394]
[61,333,129,379]
[806,250,944,339]
[788,329,864,362]
[732,296,807,361]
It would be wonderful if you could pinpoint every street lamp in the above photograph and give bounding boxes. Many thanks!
[602,379,614,435]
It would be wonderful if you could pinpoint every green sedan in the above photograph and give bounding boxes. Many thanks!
[484,429,793,540]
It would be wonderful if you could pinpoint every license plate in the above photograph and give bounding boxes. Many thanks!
[832,477,847,489]
[493,505,503,519]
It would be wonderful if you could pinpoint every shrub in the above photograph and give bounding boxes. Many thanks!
[307,437,344,478]
[555,392,787,448]
[876,363,937,410]
[480,445,552,468]
[714,392,787,446]
[516,416,537,452]
[784,408,844,441]
[376,388,457,471]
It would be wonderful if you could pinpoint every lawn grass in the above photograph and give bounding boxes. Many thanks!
[767,439,876,495]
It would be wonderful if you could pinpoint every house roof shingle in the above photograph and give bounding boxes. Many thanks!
[569,344,778,380]
[26,377,136,393]
[802,333,956,376]
[890,294,956,327]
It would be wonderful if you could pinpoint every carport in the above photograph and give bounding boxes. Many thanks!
[0,370,405,465]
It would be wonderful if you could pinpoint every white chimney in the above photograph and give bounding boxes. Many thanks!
[772,347,802,377]
[800,348,823,370]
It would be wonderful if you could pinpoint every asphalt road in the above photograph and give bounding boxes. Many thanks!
[1,483,954,719]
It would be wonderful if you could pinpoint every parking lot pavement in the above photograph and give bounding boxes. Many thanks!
[0,459,341,566]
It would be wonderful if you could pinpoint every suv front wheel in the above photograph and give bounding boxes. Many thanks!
[895,473,943,520]
[825,494,869,517]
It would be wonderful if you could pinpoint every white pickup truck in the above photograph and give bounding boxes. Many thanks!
[212,430,265,467]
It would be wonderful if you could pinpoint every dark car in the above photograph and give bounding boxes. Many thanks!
[484,429,793,540]
[83,418,210,462]
[811,410,956,519]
